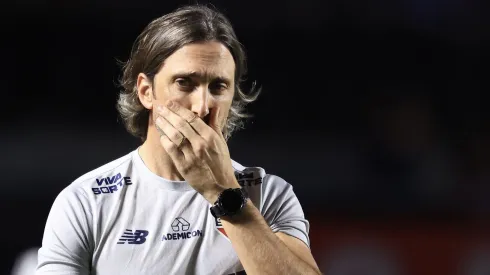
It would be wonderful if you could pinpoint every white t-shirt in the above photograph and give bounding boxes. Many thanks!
[37,149,310,275]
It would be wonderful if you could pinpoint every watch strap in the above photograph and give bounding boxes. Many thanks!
[210,203,226,218]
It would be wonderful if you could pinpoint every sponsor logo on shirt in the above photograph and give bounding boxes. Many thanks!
[117,229,149,244]
[162,217,203,241]
[215,216,228,238]
[235,171,262,187]
[92,173,132,195]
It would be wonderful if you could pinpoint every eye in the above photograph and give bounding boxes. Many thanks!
[176,78,193,88]
[210,82,228,94]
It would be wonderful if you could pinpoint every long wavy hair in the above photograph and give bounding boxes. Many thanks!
[117,5,260,141]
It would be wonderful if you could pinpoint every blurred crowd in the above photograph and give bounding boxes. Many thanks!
[282,84,490,218]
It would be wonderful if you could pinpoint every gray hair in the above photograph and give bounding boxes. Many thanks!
[117,4,260,141]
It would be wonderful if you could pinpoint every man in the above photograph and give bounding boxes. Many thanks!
[37,4,321,275]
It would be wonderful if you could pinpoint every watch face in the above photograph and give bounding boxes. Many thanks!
[220,189,244,214]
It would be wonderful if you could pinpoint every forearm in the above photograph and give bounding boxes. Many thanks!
[221,200,321,275]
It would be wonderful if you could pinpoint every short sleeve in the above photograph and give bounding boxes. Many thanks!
[260,175,310,248]
[36,186,94,275]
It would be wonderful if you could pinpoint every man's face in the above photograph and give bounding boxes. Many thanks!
[151,41,236,128]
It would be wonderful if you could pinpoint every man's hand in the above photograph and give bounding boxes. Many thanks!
[155,100,240,204]
[155,101,321,275]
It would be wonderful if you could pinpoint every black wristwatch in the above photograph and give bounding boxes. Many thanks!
[210,188,249,218]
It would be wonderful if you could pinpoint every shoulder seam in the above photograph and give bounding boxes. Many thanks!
[72,155,133,186]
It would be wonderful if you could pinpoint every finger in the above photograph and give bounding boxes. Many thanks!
[164,100,209,136]
[155,116,184,145]
[159,134,185,162]
[209,106,226,140]
[155,116,194,158]
[157,104,202,143]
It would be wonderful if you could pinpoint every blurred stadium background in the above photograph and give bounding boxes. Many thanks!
[1,0,489,274]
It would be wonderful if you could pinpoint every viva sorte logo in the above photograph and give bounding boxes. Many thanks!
[92,173,132,195]
[162,217,203,241]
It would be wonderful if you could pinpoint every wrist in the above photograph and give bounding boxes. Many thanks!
[203,186,226,205]
[204,177,241,204]
[219,199,253,223]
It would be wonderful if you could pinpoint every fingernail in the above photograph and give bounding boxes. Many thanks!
[157,105,164,112]
[166,101,173,108]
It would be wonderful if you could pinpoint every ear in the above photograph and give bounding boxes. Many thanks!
[137,73,154,110]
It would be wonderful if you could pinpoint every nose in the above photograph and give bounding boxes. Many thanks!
[190,86,212,118]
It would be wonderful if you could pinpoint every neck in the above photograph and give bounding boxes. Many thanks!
[138,124,185,181]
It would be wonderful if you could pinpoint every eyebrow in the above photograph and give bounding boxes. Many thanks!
[172,71,232,85]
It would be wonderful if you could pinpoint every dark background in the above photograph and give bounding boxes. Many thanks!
[1,0,489,274]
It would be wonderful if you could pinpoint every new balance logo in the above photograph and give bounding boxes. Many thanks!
[117,229,149,244]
